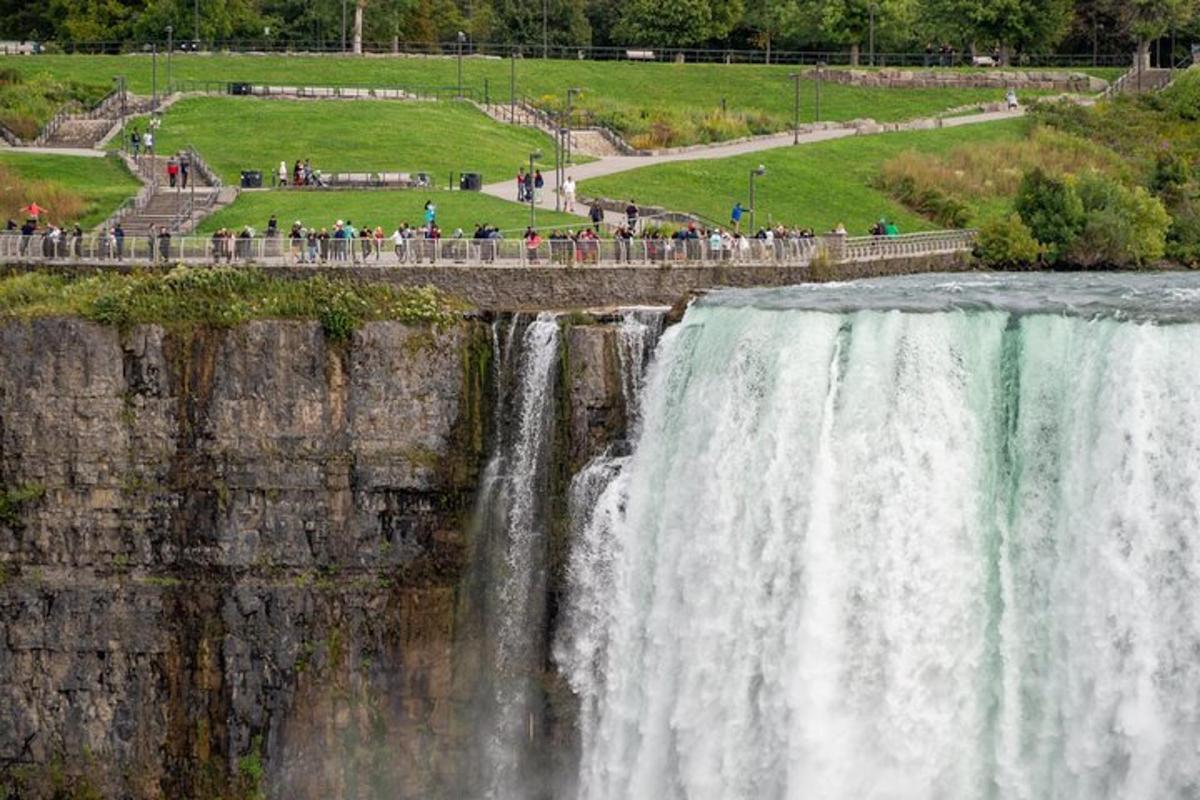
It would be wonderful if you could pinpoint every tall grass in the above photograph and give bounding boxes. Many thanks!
[876,125,1130,226]
[0,163,87,224]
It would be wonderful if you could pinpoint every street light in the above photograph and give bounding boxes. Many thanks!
[166,26,173,93]
[749,164,766,233]
[868,3,878,67]
[542,0,548,59]
[457,31,466,98]
[194,0,200,48]
[510,48,519,122]
[151,43,158,104]
[529,149,542,226]
[816,61,826,121]
[565,86,581,163]
[341,0,347,53]
[788,73,801,144]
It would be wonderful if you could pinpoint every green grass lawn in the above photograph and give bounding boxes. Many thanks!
[5,54,1069,146]
[0,152,139,227]
[196,187,580,236]
[582,118,1029,234]
[148,96,562,185]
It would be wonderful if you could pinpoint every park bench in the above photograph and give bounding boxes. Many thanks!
[626,50,656,61]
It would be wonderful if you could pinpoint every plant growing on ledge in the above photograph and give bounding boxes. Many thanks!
[0,269,466,339]
[0,482,46,526]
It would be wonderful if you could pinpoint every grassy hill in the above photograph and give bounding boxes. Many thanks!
[0,152,139,227]
[197,187,580,236]
[580,118,1029,234]
[6,54,1072,147]
[146,96,562,185]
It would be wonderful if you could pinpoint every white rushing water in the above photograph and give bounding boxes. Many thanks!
[475,313,562,799]
[560,275,1200,800]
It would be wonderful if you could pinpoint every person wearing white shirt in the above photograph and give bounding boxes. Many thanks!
[391,227,407,262]
[562,176,577,213]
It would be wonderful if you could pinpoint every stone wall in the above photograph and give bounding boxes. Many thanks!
[0,318,494,798]
[818,68,1108,93]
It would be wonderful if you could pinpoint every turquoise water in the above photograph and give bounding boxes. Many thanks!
[560,273,1200,800]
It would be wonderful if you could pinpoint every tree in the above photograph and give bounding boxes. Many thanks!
[813,0,914,66]
[918,0,1072,62]
[741,0,803,62]
[1014,168,1085,262]
[613,0,743,48]
[489,0,590,49]
[1105,0,1198,68]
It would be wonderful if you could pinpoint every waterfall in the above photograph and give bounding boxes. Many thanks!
[471,313,561,799]
[559,275,1200,800]
[614,308,667,430]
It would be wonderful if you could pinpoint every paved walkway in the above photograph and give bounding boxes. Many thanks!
[480,108,1024,226]
[0,145,108,158]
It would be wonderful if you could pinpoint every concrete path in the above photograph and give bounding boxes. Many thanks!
[480,108,1024,226]
[0,145,108,158]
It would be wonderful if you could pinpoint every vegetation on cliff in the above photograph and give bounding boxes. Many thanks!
[0,268,466,338]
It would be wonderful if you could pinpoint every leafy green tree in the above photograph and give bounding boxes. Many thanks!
[613,0,744,48]
[811,0,915,66]
[1069,173,1171,267]
[918,0,1072,61]
[489,0,590,49]
[1014,168,1085,261]
[977,213,1043,268]
[1105,0,1198,68]
[741,0,803,61]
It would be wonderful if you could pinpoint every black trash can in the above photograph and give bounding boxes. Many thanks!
[228,82,252,96]
[459,172,483,191]
[240,170,262,189]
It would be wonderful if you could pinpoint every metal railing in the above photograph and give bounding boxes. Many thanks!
[170,79,477,102]
[0,230,976,268]
[33,39,1137,68]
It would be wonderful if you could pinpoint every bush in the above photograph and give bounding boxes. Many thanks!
[1165,195,1200,266]
[1066,175,1172,268]
[1014,168,1085,261]
[1160,68,1200,122]
[976,213,1042,269]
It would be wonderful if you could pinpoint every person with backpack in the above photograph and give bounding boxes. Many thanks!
[589,201,605,233]
[533,171,544,204]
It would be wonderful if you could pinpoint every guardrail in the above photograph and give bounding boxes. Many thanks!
[0,230,976,268]
[34,39,1138,68]
[170,79,477,102]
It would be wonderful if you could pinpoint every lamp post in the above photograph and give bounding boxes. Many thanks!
[114,76,127,153]
[510,48,518,122]
[151,43,158,104]
[566,86,581,163]
[542,0,548,59]
[749,164,766,233]
[788,72,801,144]
[868,3,878,67]
[166,26,173,93]
[456,31,466,97]
[194,0,200,48]
[816,61,826,121]
[529,150,541,226]
[341,0,347,53]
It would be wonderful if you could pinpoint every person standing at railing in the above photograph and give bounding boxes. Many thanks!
[318,228,330,263]
[71,224,82,259]
[625,200,639,233]
[18,218,34,256]
[158,227,171,263]
[524,227,542,263]
[306,228,319,264]
[589,200,604,233]
[373,226,385,262]
[278,161,288,188]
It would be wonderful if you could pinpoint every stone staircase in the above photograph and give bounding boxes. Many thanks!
[35,91,158,149]
[476,100,633,157]
[1105,66,1175,97]
[103,151,227,236]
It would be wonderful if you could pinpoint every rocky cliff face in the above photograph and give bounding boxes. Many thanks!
[0,315,634,799]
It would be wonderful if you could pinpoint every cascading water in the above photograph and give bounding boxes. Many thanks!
[559,274,1200,800]
[470,313,561,799]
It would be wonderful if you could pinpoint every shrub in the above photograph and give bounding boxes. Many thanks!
[1165,195,1200,266]
[1014,168,1085,261]
[1160,68,1200,122]
[976,213,1042,269]
[1067,175,1172,268]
